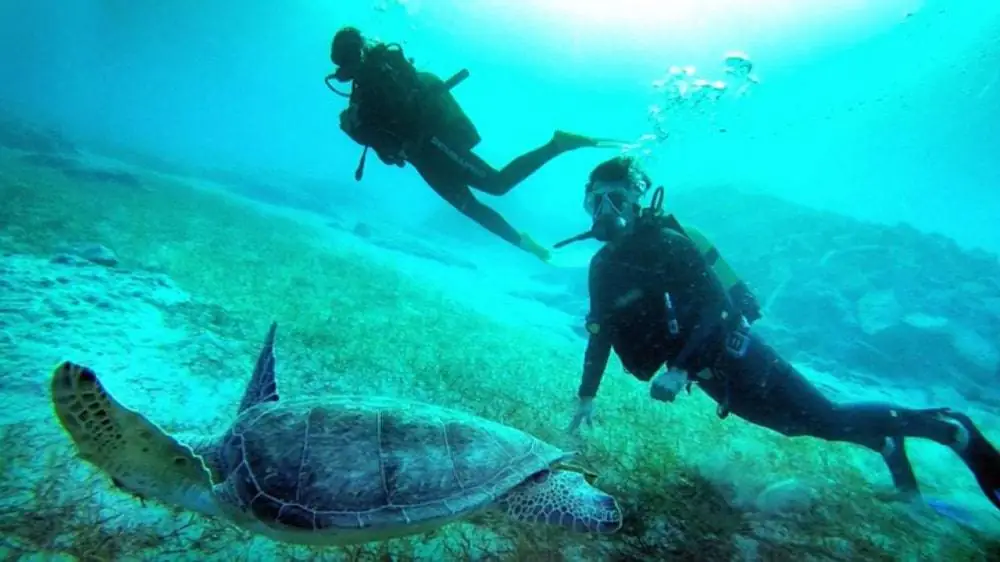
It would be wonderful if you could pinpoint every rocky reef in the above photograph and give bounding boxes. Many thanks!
[0,110,77,155]
[0,110,144,189]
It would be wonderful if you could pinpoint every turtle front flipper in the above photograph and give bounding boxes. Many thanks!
[496,469,623,535]
[50,361,220,516]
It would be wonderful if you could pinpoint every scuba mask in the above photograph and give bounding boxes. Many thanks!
[585,180,642,242]
[553,179,645,248]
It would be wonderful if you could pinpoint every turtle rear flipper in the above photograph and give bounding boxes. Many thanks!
[236,321,280,416]
[50,361,218,515]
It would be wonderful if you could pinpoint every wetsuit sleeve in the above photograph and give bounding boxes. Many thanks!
[578,254,613,399]
[578,332,612,399]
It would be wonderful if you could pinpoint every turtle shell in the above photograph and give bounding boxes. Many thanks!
[216,396,568,533]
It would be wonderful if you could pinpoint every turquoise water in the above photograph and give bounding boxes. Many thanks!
[2,1,1000,560]
[3,1,999,251]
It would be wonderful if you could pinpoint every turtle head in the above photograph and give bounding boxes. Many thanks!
[50,361,222,517]
[496,467,623,534]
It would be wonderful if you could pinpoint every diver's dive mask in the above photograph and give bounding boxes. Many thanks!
[553,179,644,248]
[584,180,642,242]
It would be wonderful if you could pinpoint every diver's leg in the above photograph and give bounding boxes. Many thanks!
[702,336,922,497]
[766,379,1000,509]
[446,189,551,262]
[707,335,1000,509]
[446,187,522,246]
[426,133,598,197]
[413,163,550,261]
[473,133,597,195]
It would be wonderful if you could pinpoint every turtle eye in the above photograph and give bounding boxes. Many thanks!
[531,470,552,483]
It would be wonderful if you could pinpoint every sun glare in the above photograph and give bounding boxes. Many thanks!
[493,0,894,48]
[531,0,818,31]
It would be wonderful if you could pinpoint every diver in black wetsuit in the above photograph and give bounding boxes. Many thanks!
[327,26,620,262]
[560,155,1000,511]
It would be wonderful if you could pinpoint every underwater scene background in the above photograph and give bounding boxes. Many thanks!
[1,0,1000,560]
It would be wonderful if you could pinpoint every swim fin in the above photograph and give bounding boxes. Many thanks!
[518,232,551,263]
[552,131,628,151]
[941,411,1000,511]
[922,497,980,529]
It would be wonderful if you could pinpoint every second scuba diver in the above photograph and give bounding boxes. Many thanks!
[327,26,622,262]
[560,155,1000,512]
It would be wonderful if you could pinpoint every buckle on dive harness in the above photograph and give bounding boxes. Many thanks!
[663,292,679,336]
[723,316,751,358]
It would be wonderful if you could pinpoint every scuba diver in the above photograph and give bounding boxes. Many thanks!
[326,26,622,262]
[559,155,1000,512]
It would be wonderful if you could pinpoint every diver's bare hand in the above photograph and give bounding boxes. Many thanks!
[568,397,595,434]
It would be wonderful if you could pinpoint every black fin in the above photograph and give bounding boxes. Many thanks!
[237,321,280,415]
[946,412,1000,511]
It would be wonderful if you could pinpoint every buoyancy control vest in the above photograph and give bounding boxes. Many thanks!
[326,43,480,181]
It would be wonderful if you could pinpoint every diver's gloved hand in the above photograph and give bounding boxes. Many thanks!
[650,368,687,403]
[568,397,594,434]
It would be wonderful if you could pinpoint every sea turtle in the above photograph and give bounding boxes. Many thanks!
[50,322,623,546]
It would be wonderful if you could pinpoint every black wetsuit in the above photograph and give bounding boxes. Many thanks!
[406,131,567,247]
[346,47,570,248]
[579,215,1000,507]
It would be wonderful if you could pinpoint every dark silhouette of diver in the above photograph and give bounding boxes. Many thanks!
[326,26,622,262]
[561,155,1000,512]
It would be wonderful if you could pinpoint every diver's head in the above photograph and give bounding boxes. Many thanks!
[331,26,365,82]
[584,156,652,243]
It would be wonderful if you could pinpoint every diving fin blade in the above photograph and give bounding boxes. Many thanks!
[553,131,628,152]
[590,137,632,149]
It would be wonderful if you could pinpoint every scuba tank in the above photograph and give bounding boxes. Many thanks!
[417,69,481,152]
